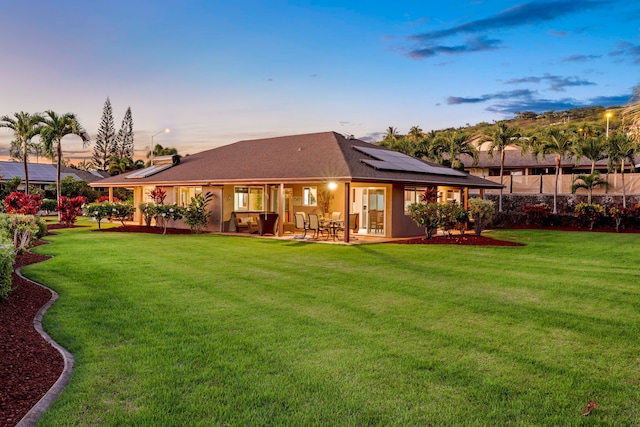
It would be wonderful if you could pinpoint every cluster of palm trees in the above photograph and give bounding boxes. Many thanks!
[378,99,640,215]
[0,111,89,207]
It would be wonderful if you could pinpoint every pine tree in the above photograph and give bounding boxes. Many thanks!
[93,98,116,171]
[115,107,134,159]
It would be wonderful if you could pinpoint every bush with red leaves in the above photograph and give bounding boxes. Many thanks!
[4,192,42,215]
[95,195,122,203]
[57,196,88,227]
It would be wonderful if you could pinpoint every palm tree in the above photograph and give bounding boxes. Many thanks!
[39,111,90,219]
[0,112,43,194]
[607,131,638,208]
[481,122,523,212]
[407,126,424,142]
[533,128,576,213]
[573,135,607,174]
[431,130,478,170]
[571,172,609,203]
[622,84,640,143]
[383,126,398,143]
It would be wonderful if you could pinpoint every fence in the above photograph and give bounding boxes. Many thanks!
[479,173,640,196]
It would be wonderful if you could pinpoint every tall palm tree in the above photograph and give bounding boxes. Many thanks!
[407,125,424,142]
[607,131,638,208]
[431,130,478,170]
[481,122,523,212]
[0,112,43,194]
[39,111,90,219]
[622,84,640,143]
[533,128,576,213]
[571,172,609,203]
[573,135,607,174]
[383,126,398,142]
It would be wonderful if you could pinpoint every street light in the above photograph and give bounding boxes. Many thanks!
[605,112,612,139]
[151,128,170,163]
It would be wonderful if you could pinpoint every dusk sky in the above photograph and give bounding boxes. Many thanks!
[1,0,638,162]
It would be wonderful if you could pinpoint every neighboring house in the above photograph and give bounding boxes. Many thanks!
[0,161,109,193]
[92,131,502,240]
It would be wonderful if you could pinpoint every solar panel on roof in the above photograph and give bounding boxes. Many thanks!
[353,145,466,177]
[125,163,174,179]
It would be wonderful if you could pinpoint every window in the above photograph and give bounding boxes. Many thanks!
[176,186,202,206]
[404,186,427,213]
[302,186,317,206]
[234,186,263,211]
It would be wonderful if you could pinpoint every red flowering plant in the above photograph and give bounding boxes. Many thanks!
[4,192,42,215]
[522,203,551,226]
[574,202,604,230]
[95,195,123,203]
[58,196,88,227]
[608,206,631,233]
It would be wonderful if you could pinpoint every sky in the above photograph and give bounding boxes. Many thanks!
[1,0,638,162]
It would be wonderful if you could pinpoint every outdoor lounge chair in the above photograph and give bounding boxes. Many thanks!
[258,213,279,236]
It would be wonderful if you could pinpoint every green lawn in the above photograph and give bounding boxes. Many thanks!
[24,223,640,426]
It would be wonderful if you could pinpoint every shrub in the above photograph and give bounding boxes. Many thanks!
[0,214,41,254]
[84,202,112,229]
[149,188,167,205]
[58,196,88,227]
[138,202,156,227]
[453,204,470,235]
[4,192,42,215]
[155,204,186,234]
[468,198,495,236]
[95,196,123,203]
[408,202,441,239]
[574,203,604,230]
[608,206,631,232]
[41,198,58,214]
[0,229,14,301]
[111,203,135,226]
[522,203,551,225]
[184,192,213,233]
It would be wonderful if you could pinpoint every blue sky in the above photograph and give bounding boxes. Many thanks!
[1,0,638,161]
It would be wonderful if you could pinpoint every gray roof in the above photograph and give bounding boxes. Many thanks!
[94,132,503,189]
[0,161,110,184]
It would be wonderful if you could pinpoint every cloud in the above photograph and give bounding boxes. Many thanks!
[403,0,607,59]
[407,36,502,59]
[609,41,640,64]
[447,89,537,105]
[408,0,606,42]
[562,54,602,62]
[505,73,596,92]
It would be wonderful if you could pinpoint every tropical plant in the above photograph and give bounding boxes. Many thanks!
[55,176,99,201]
[111,203,135,226]
[430,131,478,170]
[41,199,58,214]
[573,135,607,174]
[481,122,523,212]
[4,192,42,215]
[184,192,213,233]
[39,110,90,221]
[407,126,424,142]
[149,187,167,204]
[574,202,604,230]
[58,196,88,227]
[607,131,638,208]
[468,198,495,236]
[0,111,43,194]
[532,128,576,214]
[570,172,609,204]
[0,230,13,301]
[84,202,112,229]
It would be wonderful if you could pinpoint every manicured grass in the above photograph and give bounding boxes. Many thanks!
[24,222,640,426]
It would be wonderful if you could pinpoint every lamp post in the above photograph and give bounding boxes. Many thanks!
[150,128,170,163]
[605,112,612,139]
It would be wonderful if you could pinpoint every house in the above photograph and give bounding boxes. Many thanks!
[92,132,502,241]
[0,161,109,193]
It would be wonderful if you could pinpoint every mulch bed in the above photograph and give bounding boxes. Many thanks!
[392,234,525,246]
[0,246,62,427]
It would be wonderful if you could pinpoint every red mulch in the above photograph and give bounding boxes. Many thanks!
[392,233,525,246]
[94,225,193,235]
[0,246,62,427]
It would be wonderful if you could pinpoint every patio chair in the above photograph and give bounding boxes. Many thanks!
[308,213,329,240]
[336,212,359,240]
[293,212,311,239]
[331,212,341,221]
[258,213,279,236]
